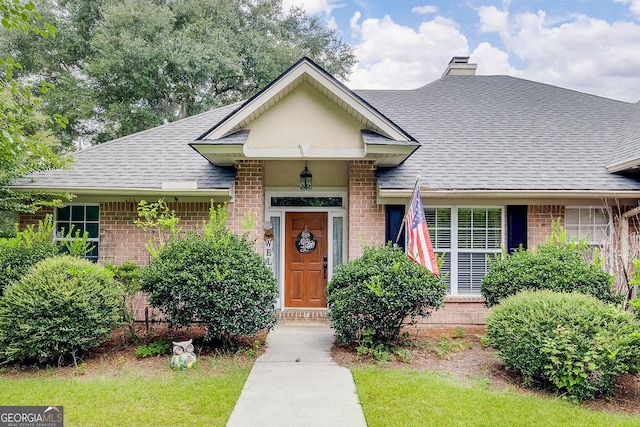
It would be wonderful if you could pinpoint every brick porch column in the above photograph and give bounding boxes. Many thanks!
[348,160,385,260]
[228,160,265,245]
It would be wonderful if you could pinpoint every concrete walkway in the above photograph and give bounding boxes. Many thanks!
[226,324,368,427]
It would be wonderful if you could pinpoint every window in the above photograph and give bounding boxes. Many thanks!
[424,207,452,292]
[425,206,503,295]
[565,207,611,266]
[564,207,611,246]
[55,205,99,262]
[333,216,344,273]
[270,197,343,207]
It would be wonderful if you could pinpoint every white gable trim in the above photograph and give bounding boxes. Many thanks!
[200,58,413,142]
[607,157,640,173]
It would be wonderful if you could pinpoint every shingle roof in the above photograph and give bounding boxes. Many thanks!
[12,71,640,194]
[13,104,239,191]
[358,75,640,191]
[608,102,640,172]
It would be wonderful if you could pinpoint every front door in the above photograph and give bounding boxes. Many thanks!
[285,212,328,308]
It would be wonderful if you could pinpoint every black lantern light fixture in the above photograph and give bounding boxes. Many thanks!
[299,162,312,190]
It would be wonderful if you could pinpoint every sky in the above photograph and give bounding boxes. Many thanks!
[281,0,640,102]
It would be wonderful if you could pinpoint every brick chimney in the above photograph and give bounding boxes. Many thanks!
[441,56,477,77]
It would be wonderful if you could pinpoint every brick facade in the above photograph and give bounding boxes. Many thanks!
[347,160,385,259]
[528,205,564,248]
[100,201,212,265]
[17,194,635,327]
[227,160,265,245]
[18,207,52,228]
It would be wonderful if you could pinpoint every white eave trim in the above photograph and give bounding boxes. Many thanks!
[378,188,640,199]
[10,186,234,197]
[201,61,411,142]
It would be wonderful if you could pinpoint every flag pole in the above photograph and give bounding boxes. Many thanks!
[394,175,421,244]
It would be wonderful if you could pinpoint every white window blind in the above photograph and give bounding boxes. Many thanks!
[425,206,503,295]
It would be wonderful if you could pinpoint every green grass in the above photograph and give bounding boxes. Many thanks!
[0,357,250,427]
[353,367,640,427]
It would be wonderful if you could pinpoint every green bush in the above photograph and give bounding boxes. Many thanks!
[629,297,640,320]
[141,232,277,345]
[104,260,143,295]
[481,242,618,307]
[0,256,125,365]
[486,290,640,401]
[0,216,58,294]
[135,340,171,358]
[326,244,447,345]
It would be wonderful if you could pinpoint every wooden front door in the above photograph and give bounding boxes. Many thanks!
[285,212,328,308]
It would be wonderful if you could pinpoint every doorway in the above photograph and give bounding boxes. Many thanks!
[284,212,328,308]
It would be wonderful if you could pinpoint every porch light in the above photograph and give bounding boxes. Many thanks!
[299,162,312,190]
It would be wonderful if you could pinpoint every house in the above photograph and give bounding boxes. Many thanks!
[13,57,640,326]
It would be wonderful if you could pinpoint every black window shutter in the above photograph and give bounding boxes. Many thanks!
[507,205,528,253]
[385,205,406,250]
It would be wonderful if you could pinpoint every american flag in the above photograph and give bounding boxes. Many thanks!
[406,188,439,275]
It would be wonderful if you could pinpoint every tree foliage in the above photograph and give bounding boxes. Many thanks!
[0,0,71,213]
[3,0,356,145]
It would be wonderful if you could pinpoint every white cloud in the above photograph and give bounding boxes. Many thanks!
[348,14,469,89]
[470,42,516,75]
[412,5,438,15]
[477,5,509,33]
[341,0,640,101]
[281,0,341,16]
[614,0,640,19]
[349,11,362,36]
[490,10,640,102]
[327,15,338,31]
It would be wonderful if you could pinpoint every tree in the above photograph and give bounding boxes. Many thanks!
[0,0,70,213]
[1,0,356,145]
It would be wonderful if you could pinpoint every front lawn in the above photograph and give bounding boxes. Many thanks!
[353,367,640,427]
[0,356,250,427]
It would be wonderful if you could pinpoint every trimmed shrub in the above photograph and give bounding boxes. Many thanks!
[326,244,447,345]
[486,290,640,401]
[141,232,277,344]
[0,216,57,294]
[481,242,618,307]
[0,256,125,365]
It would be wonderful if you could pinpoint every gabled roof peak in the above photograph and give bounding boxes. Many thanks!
[197,57,413,143]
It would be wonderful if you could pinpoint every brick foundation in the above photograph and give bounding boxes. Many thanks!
[415,297,488,327]
[273,297,488,328]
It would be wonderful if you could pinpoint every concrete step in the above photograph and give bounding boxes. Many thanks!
[276,309,330,326]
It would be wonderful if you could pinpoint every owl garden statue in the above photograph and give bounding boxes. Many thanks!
[170,339,197,370]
